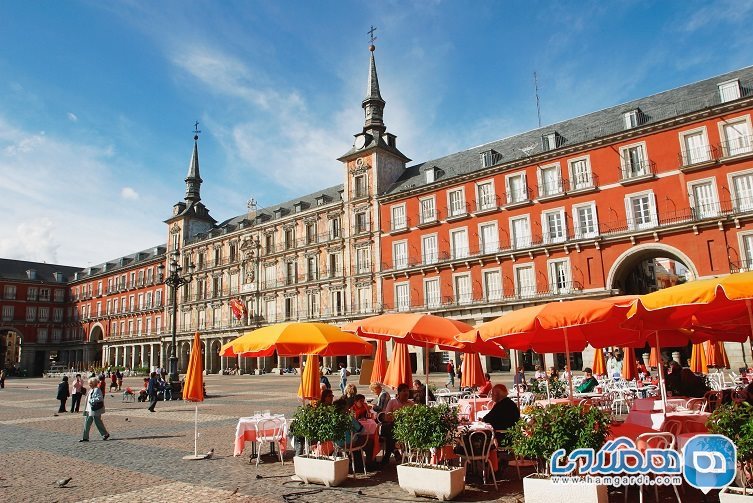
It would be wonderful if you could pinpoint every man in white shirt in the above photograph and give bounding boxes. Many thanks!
[339,363,349,395]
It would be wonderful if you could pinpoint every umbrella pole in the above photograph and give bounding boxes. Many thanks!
[745,300,753,367]
[300,354,305,405]
[564,327,574,404]
[425,344,429,405]
[194,403,198,457]
[655,331,667,414]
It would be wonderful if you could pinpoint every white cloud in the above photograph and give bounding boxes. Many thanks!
[120,186,139,200]
[67,112,78,122]
[0,218,60,264]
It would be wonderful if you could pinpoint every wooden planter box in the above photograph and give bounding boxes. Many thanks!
[396,463,466,501]
[293,455,349,487]
[523,473,607,503]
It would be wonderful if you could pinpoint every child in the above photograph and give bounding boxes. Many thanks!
[351,394,369,420]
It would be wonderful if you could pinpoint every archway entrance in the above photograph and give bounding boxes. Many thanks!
[0,329,22,373]
[89,325,104,369]
[209,340,221,374]
[608,245,698,366]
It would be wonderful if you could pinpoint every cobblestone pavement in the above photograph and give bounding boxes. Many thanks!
[0,373,712,502]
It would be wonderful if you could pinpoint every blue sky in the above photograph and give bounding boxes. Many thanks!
[1,0,752,266]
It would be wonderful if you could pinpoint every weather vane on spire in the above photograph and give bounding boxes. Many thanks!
[193,121,201,140]
[368,25,377,50]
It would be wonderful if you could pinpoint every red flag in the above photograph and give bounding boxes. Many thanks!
[229,298,247,320]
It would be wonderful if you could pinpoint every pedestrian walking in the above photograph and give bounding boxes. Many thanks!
[115,369,123,391]
[80,377,110,442]
[0,368,6,389]
[57,376,70,412]
[446,361,455,388]
[70,374,84,412]
[147,372,159,412]
[338,363,349,395]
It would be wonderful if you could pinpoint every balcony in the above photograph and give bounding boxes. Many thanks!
[536,178,568,202]
[354,222,371,236]
[678,145,718,172]
[389,216,411,234]
[472,195,500,215]
[720,134,753,159]
[618,159,655,184]
[417,208,441,227]
[568,172,599,194]
[446,202,471,221]
[501,187,533,209]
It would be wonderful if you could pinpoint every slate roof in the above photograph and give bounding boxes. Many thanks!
[0,259,83,283]
[384,65,753,196]
[71,245,168,281]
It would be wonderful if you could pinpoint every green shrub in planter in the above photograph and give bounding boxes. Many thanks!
[707,402,753,489]
[509,404,610,476]
[393,404,460,467]
[290,404,352,458]
[528,378,568,399]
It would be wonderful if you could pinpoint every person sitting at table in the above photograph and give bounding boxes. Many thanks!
[342,383,358,408]
[318,388,334,406]
[412,379,435,405]
[679,367,709,398]
[478,374,493,396]
[334,398,373,468]
[547,366,559,381]
[380,383,415,466]
[534,365,546,380]
[746,380,753,405]
[482,384,520,432]
[370,383,390,413]
[512,367,527,391]
[636,360,648,376]
[575,368,599,393]
[351,394,369,419]
[665,362,683,396]
[320,374,331,390]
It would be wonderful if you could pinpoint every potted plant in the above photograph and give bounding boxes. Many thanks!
[528,378,567,399]
[509,404,610,503]
[707,402,753,501]
[290,404,352,487]
[393,404,465,501]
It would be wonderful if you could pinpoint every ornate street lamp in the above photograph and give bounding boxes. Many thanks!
[157,249,195,383]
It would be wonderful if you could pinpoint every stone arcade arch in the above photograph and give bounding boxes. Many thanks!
[88,324,104,368]
[607,244,699,294]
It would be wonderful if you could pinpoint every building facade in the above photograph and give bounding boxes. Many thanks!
[2,47,753,375]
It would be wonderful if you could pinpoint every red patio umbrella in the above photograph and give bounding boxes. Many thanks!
[383,343,413,390]
[592,349,607,377]
[621,348,639,381]
[182,331,207,460]
[297,355,322,401]
[370,340,388,384]
[460,352,485,389]
[706,341,730,369]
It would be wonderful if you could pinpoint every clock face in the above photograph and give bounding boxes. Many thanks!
[354,134,367,149]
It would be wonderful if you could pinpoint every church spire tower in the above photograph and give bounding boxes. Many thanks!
[362,41,386,135]
[184,122,203,204]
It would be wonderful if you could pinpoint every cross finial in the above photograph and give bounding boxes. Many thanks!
[193,121,201,140]
[368,25,377,49]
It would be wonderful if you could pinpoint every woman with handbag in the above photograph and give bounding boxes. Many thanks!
[80,377,110,442]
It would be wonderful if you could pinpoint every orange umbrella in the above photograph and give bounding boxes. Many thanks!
[183,332,206,460]
[649,346,660,368]
[370,340,388,384]
[343,313,470,349]
[592,349,606,376]
[297,355,322,401]
[689,343,708,373]
[461,352,485,388]
[220,322,373,357]
[383,343,413,389]
[706,341,730,369]
[621,348,639,381]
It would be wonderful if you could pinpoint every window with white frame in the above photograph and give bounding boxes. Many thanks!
[420,197,436,224]
[483,269,502,301]
[146,317,152,334]
[128,320,134,334]
[53,308,63,322]
[391,204,407,230]
[156,315,162,334]
[514,265,536,298]
[548,259,571,293]
[27,287,37,301]
[307,256,318,280]
[393,241,408,269]
[39,307,49,322]
[624,109,642,129]
[573,202,598,238]
[26,306,36,321]
[356,247,370,274]
[740,233,753,270]
[354,174,368,198]
[476,181,496,211]
[448,188,466,217]
[395,283,410,312]
[307,292,319,317]
[688,178,719,218]
[358,286,371,314]
[3,285,15,300]
[37,327,48,342]
[264,265,276,288]
[111,321,117,336]
[625,191,657,229]
[450,228,469,259]
[2,305,13,321]
[538,164,562,197]
[454,274,472,305]
[721,119,752,157]
[422,234,438,264]
[354,211,368,234]
[719,80,741,103]
[479,222,499,254]
[680,128,711,165]
[510,216,531,249]
[424,278,441,308]
[137,318,143,334]
[569,157,593,190]
[731,171,753,211]
[331,290,345,316]
[505,172,528,204]
[620,143,649,178]
[265,299,276,323]
[542,209,566,244]
[330,217,341,238]
[54,289,64,302]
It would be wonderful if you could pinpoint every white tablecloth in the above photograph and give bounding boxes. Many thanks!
[632,397,687,411]
[234,414,287,456]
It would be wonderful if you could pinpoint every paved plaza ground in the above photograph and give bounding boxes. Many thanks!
[0,373,714,502]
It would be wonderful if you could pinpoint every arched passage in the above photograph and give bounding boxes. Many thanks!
[0,327,23,373]
[210,340,221,374]
[88,325,104,368]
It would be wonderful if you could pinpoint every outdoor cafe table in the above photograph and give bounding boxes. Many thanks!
[624,409,711,431]
[609,422,656,442]
[533,398,571,407]
[436,391,465,403]
[572,392,604,399]
[632,397,687,411]
[456,397,493,421]
[234,414,287,457]
[357,418,380,460]
[433,422,498,471]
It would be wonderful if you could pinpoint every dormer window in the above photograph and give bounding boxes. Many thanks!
[425,166,439,184]
[274,208,283,219]
[623,109,645,129]
[480,149,502,168]
[294,202,303,213]
[316,196,325,206]
[719,80,741,103]
[542,132,563,151]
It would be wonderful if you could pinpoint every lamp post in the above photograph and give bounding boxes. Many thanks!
[157,249,195,383]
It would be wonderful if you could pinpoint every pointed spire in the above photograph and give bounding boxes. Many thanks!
[185,124,203,204]
[362,43,386,134]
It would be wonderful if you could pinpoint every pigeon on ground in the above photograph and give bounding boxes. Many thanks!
[124,418,129,422]
[54,477,72,488]
[230,487,239,496]
[53,413,59,417]
[205,448,214,459]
